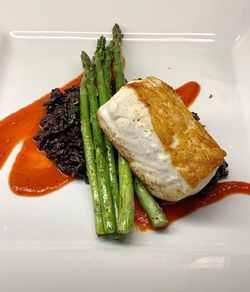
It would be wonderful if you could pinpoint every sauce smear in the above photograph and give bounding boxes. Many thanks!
[176,81,200,107]
[0,74,83,196]
[135,182,250,231]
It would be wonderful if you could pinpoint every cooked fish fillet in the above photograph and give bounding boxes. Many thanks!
[97,77,226,201]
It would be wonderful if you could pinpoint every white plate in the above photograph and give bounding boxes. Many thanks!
[0,1,250,291]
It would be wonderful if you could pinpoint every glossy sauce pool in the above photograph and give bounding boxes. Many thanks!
[0,76,249,231]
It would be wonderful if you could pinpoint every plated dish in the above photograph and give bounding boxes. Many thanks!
[0,24,249,238]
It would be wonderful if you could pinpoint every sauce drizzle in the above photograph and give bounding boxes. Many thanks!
[0,74,83,196]
[135,182,250,231]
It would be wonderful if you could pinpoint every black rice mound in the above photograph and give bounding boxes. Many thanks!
[33,85,88,182]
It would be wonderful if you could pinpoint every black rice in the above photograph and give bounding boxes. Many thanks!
[33,85,88,182]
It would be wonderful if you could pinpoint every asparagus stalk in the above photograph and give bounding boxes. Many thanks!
[134,177,168,228]
[112,24,126,91]
[94,36,109,105]
[118,155,134,233]
[81,51,116,234]
[94,36,119,225]
[112,24,134,233]
[103,41,114,98]
[79,78,104,235]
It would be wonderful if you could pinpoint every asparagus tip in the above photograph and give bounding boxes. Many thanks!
[104,41,114,63]
[97,35,106,50]
[106,40,114,52]
[112,23,123,44]
[81,51,91,68]
[94,36,106,64]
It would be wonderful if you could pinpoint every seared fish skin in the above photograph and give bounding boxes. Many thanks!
[97,77,226,201]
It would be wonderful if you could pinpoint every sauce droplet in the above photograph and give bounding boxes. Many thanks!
[176,81,201,107]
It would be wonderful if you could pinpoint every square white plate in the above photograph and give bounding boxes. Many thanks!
[0,1,250,291]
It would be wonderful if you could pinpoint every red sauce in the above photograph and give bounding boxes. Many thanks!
[176,81,201,107]
[135,182,250,231]
[134,197,153,231]
[0,74,83,196]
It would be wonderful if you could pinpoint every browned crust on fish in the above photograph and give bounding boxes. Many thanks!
[126,77,226,188]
